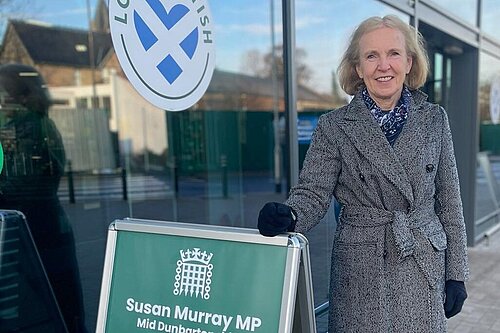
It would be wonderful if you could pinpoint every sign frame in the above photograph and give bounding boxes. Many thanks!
[0,210,68,332]
[96,218,315,333]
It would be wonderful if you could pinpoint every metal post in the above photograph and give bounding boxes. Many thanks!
[121,167,128,201]
[86,0,97,103]
[173,159,179,197]
[221,155,228,198]
[271,0,282,193]
[68,160,75,204]
[282,0,299,191]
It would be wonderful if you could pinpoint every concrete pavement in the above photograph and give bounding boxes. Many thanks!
[448,230,500,333]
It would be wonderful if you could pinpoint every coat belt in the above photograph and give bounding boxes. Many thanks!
[340,201,436,259]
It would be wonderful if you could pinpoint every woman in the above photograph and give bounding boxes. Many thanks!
[258,15,468,332]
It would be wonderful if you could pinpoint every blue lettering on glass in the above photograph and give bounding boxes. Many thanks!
[133,0,200,85]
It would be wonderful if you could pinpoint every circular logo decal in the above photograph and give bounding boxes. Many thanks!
[109,0,215,111]
[490,77,500,125]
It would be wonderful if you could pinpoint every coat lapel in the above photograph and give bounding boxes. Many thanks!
[336,90,422,205]
[393,90,434,164]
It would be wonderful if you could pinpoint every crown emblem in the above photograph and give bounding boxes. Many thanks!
[180,248,213,265]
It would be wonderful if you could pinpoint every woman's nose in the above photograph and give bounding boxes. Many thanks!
[377,56,390,70]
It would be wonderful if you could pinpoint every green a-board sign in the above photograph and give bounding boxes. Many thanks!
[96,219,315,333]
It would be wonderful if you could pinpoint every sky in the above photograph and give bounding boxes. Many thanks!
[4,0,498,93]
[7,0,99,30]
[0,0,405,93]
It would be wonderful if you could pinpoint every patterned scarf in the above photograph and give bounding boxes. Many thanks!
[362,86,411,146]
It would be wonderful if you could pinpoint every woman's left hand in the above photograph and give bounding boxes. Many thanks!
[444,280,467,318]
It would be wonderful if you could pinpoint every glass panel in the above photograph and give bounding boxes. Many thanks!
[481,0,500,38]
[0,64,88,332]
[476,52,500,235]
[434,52,444,104]
[431,0,477,26]
[165,0,286,227]
[0,0,286,331]
[424,51,451,109]
[295,0,409,330]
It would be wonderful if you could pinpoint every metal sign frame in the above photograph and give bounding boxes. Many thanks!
[96,218,315,333]
[0,210,68,332]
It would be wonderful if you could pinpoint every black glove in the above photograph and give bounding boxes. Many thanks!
[444,280,467,318]
[258,202,297,237]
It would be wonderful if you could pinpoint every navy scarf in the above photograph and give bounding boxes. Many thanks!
[362,86,411,146]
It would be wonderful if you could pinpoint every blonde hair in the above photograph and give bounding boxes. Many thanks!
[337,15,429,95]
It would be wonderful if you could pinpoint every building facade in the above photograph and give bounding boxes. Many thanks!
[0,0,499,331]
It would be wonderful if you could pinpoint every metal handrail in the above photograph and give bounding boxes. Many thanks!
[314,301,329,317]
[475,208,500,227]
[474,208,500,244]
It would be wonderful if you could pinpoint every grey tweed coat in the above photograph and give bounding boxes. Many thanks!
[285,88,469,332]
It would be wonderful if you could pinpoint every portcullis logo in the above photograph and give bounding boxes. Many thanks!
[109,0,215,111]
[173,248,213,300]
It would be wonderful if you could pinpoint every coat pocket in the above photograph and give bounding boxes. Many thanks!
[427,231,447,251]
[413,229,447,290]
[330,241,382,331]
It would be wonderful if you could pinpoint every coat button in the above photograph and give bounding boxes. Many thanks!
[426,164,434,173]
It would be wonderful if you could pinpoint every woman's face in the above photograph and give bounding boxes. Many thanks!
[356,26,413,110]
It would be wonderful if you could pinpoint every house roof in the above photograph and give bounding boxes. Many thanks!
[8,20,112,68]
[2,19,334,106]
[208,70,332,103]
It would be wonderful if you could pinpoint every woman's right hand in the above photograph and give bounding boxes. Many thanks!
[257,202,296,237]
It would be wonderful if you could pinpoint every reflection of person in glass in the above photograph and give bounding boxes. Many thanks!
[0,64,87,332]
[258,15,468,332]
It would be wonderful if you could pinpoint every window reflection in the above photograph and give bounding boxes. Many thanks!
[0,64,87,332]
[476,52,500,236]
[430,0,477,26]
[0,1,291,329]
[481,0,500,37]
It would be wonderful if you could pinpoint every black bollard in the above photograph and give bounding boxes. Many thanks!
[121,168,128,201]
[174,163,179,197]
[221,155,228,198]
[67,160,75,204]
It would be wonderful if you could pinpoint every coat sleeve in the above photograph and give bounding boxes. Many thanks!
[434,107,469,282]
[285,114,342,234]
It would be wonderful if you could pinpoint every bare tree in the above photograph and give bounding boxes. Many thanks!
[263,45,312,85]
[240,49,267,78]
[0,0,34,37]
[240,44,312,86]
